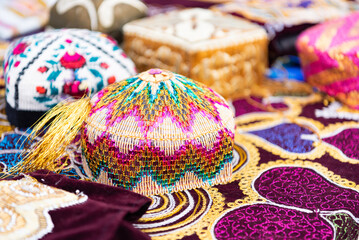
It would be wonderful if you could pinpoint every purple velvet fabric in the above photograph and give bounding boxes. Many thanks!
[14,170,151,240]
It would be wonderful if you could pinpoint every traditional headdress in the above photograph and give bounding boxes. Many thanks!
[13,69,235,196]
[297,12,359,109]
[4,28,136,128]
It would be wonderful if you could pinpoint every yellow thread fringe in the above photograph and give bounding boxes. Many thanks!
[10,97,91,174]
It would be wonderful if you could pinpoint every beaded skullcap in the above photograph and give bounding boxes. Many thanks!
[81,69,235,196]
[297,12,359,109]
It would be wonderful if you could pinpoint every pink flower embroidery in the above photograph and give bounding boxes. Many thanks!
[60,51,86,69]
[100,62,109,69]
[13,42,28,55]
[38,66,48,73]
[36,86,47,94]
[108,76,116,84]
[63,81,87,98]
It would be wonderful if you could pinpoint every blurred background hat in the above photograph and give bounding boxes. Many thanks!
[49,0,148,42]
[4,28,136,128]
[297,12,359,109]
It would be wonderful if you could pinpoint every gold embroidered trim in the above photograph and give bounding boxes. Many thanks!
[0,176,87,240]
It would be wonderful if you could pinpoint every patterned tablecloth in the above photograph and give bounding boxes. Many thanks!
[0,73,358,239]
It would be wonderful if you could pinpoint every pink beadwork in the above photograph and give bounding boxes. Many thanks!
[60,52,86,69]
[13,42,28,55]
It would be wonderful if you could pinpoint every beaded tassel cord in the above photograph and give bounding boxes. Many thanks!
[10,69,235,196]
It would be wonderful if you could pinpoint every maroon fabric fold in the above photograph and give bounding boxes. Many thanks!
[15,170,151,240]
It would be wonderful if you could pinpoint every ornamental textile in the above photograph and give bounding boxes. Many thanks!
[0,64,358,239]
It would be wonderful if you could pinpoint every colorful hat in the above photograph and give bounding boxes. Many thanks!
[123,8,268,99]
[4,29,136,128]
[14,69,235,196]
[296,12,359,109]
[212,0,350,61]
[49,0,148,42]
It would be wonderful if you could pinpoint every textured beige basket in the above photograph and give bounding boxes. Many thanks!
[123,8,268,99]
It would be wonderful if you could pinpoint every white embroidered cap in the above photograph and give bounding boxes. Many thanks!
[4,28,137,127]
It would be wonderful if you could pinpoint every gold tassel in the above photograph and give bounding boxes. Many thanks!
[9,97,91,175]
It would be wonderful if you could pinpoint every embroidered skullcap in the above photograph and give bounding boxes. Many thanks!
[16,68,235,196]
[81,69,235,195]
[4,28,137,128]
[296,12,359,109]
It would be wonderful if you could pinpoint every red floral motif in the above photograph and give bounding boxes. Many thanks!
[36,86,47,94]
[65,39,72,43]
[13,42,28,55]
[38,66,48,73]
[121,52,128,58]
[108,76,116,84]
[63,81,87,98]
[4,62,8,72]
[100,62,109,69]
[60,51,86,69]
[14,61,20,67]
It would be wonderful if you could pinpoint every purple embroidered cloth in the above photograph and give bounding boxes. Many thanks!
[1,91,359,239]
[10,170,151,240]
[0,60,359,239]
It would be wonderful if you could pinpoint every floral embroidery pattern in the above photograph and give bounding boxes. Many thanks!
[4,29,136,110]
[35,40,112,102]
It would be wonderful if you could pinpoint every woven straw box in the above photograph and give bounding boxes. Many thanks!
[123,8,268,99]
